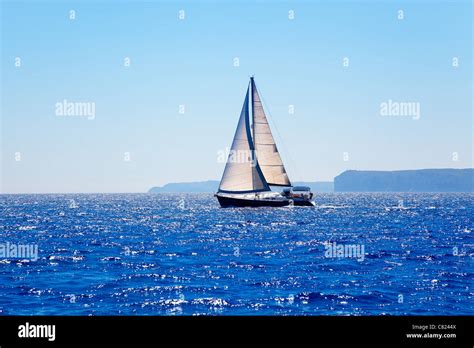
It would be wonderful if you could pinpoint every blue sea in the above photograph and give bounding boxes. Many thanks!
[0,193,472,315]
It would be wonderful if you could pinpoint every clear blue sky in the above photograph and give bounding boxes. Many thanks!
[1,0,472,193]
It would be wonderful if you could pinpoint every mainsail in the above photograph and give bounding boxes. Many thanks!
[218,86,270,193]
[251,78,292,187]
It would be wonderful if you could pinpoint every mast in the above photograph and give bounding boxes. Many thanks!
[250,76,256,192]
[250,76,256,143]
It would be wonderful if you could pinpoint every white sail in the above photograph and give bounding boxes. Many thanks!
[251,78,292,187]
[218,86,270,193]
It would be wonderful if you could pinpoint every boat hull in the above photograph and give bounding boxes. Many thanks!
[216,194,290,208]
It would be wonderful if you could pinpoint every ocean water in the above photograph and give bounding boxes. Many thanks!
[0,193,472,316]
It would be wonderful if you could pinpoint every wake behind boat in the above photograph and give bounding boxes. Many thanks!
[215,77,315,208]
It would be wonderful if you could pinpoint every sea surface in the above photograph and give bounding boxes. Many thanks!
[0,193,472,315]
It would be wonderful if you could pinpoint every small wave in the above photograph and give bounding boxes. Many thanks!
[48,255,83,263]
[296,292,354,303]
[192,298,229,307]
[384,260,403,266]
[317,205,349,209]
[100,256,121,261]
[18,226,37,231]
[159,298,188,306]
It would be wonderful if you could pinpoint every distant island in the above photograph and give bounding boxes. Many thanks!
[148,181,334,193]
[334,168,473,192]
[149,168,473,193]
[149,180,219,193]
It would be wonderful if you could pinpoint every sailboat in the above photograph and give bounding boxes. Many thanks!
[215,77,315,208]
